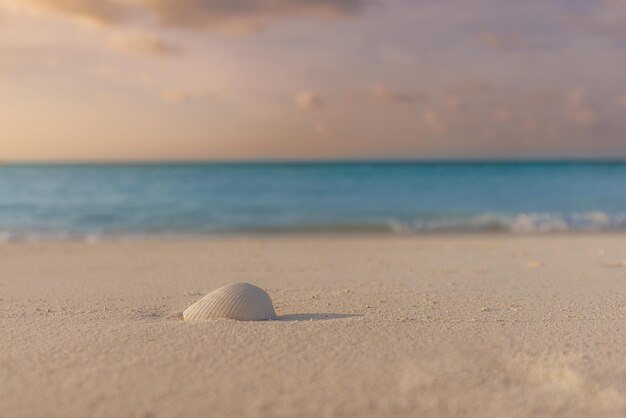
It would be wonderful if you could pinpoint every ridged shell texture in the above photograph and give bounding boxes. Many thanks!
[183,283,276,321]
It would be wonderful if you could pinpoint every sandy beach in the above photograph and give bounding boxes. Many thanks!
[1,234,625,418]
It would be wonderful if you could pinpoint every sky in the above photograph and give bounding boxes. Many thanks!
[1,0,626,161]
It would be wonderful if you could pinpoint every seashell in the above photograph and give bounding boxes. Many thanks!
[183,283,276,321]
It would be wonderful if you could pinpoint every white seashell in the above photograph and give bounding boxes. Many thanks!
[183,283,276,321]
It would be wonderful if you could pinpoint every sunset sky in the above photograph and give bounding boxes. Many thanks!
[2,0,626,161]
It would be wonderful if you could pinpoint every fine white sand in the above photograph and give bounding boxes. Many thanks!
[1,235,625,417]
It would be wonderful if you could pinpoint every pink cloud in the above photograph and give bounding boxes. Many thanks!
[294,91,324,111]
[18,0,365,31]
[564,89,597,127]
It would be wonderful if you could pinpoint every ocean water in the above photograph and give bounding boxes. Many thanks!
[0,161,625,240]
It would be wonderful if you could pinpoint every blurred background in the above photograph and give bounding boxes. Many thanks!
[1,1,625,239]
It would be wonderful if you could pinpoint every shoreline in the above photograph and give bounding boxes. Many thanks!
[3,229,626,244]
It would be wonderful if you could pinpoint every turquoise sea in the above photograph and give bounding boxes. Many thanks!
[1,161,625,240]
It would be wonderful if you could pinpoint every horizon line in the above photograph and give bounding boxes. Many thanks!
[2,156,626,165]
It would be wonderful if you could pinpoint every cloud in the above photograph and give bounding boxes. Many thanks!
[108,32,181,57]
[565,0,626,41]
[19,0,130,24]
[421,109,447,134]
[314,121,333,135]
[405,84,608,149]
[372,85,421,106]
[160,89,215,104]
[441,94,463,111]
[435,82,492,112]
[492,108,513,124]
[18,0,365,31]
[564,88,597,127]
[479,31,522,52]
[616,93,626,108]
[294,91,324,110]
[445,81,493,96]
[140,0,364,31]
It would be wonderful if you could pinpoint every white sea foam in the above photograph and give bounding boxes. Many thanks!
[1,211,626,241]
[510,214,569,233]
[411,212,626,233]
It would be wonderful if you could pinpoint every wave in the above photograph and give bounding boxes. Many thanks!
[410,212,626,233]
[1,211,626,242]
